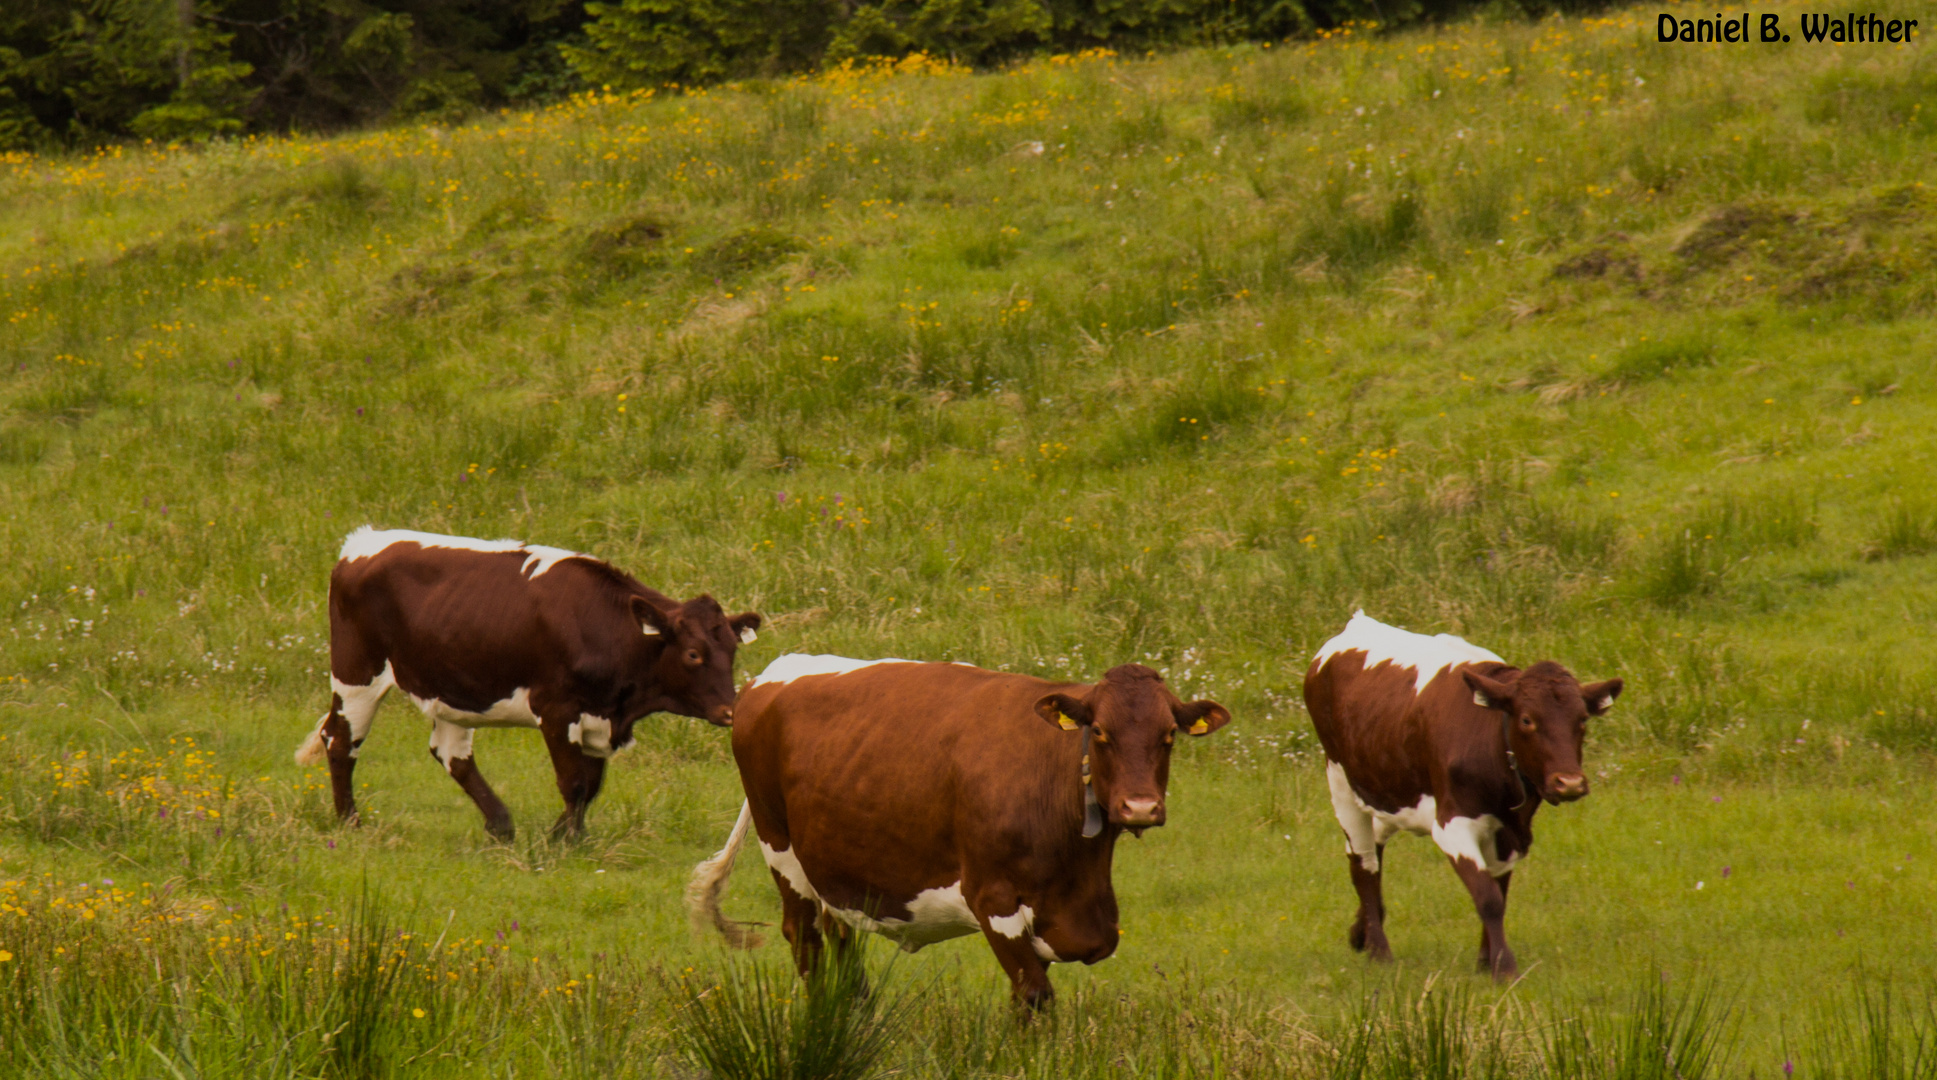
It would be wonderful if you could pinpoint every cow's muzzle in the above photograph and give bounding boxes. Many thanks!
[1547,773,1589,803]
[707,704,735,727]
[1118,797,1165,828]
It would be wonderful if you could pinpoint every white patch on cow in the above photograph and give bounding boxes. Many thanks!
[569,713,615,758]
[337,527,583,578]
[1379,794,1438,845]
[1332,757,1519,878]
[988,904,1035,940]
[519,544,581,579]
[1595,694,1613,712]
[1030,936,1061,962]
[330,662,397,756]
[641,623,661,636]
[760,841,822,904]
[406,686,542,730]
[755,842,981,952]
[1313,610,1504,693]
[1326,760,1383,872]
[340,527,521,562]
[739,626,758,644]
[750,653,921,688]
[428,718,475,773]
[1431,814,1518,878]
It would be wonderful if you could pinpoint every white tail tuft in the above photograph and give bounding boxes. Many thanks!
[294,717,329,767]
[687,800,763,949]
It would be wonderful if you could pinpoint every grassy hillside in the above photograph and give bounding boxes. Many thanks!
[2,1,1936,1075]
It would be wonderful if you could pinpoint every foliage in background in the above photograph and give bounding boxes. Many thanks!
[0,0,1628,147]
[0,0,588,148]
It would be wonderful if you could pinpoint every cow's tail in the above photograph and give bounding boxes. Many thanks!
[687,800,763,949]
[294,715,330,768]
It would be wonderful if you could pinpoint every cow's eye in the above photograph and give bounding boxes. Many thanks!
[1519,715,1536,730]
[685,649,702,665]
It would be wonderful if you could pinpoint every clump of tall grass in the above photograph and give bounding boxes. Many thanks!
[1541,977,1733,1080]
[1859,498,1937,561]
[1798,977,1937,1080]
[0,883,664,1079]
[669,940,910,1080]
[1632,494,1816,608]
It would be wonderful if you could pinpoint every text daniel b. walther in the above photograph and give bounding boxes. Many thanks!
[1659,10,1920,41]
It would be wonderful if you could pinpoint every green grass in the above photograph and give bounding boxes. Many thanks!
[4,3,1937,1075]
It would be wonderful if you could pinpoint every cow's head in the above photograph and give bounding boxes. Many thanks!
[630,594,762,726]
[1462,662,1621,805]
[1033,664,1229,836]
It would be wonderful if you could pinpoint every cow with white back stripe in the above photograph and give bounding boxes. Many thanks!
[296,527,760,840]
[1302,611,1622,979]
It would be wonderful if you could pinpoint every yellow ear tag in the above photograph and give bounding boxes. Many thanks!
[1058,714,1079,731]
[1189,719,1210,735]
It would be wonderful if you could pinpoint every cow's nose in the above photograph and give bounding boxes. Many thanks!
[1550,774,1589,802]
[709,704,735,726]
[1120,798,1164,826]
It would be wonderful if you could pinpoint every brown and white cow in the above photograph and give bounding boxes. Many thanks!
[295,527,760,841]
[687,654,1230,1008]
[1303,611,1622,979]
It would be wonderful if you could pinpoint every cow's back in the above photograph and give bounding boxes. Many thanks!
[328,534,640,700]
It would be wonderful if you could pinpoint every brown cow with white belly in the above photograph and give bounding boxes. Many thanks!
[688,654,1230,1008]
[1303,611,1622,979]
[296,527,760,840]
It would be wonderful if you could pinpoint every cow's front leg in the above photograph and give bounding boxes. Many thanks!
[429,719,514,841]
[541,722,606,839]
[1347,844,1392,961]
[1481,871,1515,973]
[971,885,1054,1011]
[1449,857,1516,979]
[980,925,1054,1011]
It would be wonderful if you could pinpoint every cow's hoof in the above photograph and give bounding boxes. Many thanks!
[485,821,515,843]
[339,809,361,828]
[1367,942,1393,963]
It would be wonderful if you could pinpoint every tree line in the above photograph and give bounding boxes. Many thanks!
[1,0,1587,149]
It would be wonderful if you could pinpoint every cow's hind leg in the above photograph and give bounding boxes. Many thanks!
[1326,761,1390,959]
[429,719,515,841]
[1450,857,1516,980]
[773,871,827,979]
[1347,844,1392,961]
[541,723,607,840]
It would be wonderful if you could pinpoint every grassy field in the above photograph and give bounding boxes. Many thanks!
[3,0,1936,1074]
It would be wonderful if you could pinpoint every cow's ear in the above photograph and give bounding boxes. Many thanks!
[729,611,762,644]
[1581,678,1623,716]
[1174,700,1231,737]
[630,595,675,639]
[1462,669,1516,712]
[1034,693,1091,730]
